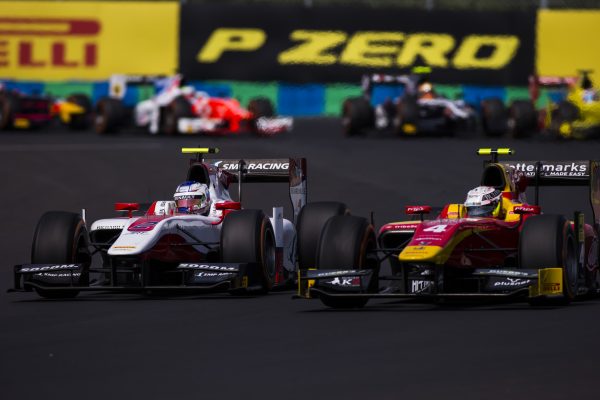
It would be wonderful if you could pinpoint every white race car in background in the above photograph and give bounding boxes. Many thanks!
[95,75,293,136]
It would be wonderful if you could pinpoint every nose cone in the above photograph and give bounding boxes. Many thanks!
[399,245,443,263]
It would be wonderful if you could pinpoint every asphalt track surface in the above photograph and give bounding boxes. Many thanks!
[2,120,600,400]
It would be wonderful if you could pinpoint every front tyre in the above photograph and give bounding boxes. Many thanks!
[162,95,193,135]
[481,98,508,137]
[519,214,578,305]
[221,210,276,294]
[508,100,537,138]
[394,97,419,136]
[296,202,349,271]
[316,216,378,308]
[30,211,91,299]
[95,97,124,134]
[341,97,373,136]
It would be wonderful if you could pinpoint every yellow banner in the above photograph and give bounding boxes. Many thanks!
[537,10,600,82]
[0,1,178,80]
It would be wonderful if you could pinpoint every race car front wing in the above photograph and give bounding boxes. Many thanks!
[295,267,565,301]
[9,262,260,294]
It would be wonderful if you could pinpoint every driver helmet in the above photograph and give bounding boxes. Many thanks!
[464,186,503,218]
[417,82,434,99]
[180,85,196,97]
[174,181,211,215]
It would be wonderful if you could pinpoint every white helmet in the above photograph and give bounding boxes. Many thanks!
[180,85,196,97]
[174,181,211,215]
[464,186,502,218]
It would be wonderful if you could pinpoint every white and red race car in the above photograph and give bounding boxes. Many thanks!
[10,148,320,298]
[95,75,293,136]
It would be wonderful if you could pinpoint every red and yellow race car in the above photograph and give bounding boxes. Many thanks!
[297,148,600,308]
[0,85,91,131]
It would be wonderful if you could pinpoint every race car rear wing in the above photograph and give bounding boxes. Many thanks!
[108,74,173,99]
[478,149,600,229]
[182,148,307,222]
[362,73,417,97]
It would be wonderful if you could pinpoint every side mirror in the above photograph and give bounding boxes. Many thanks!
[115,202,140,218]
[406,206,431,221]
[215,201,242,211]
[406,206,431,215]
[513,205,541,215]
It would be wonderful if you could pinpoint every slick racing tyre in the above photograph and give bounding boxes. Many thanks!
[66,93,92,130]
[221,210,276,294]
[481,98,508,137]
[316,216,378,309]
[342,97,373,136]
[30,211,91,299]
[394,97,419,136]
[95,97,124,134]
[549,101,580,137]
[248,97,275,118]
[519,214,578,305]
[248,97,275,135]
[508,100,537,138]
[162,95,193,135]
[297,202,349,271]
[0,93,17,130]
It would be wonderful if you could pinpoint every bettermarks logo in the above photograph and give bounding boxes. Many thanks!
[0,17,101,68]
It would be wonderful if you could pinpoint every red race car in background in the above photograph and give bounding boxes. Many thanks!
[95,75,292,136]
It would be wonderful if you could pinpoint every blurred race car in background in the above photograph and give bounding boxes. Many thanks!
[95,75,293,136]
[341,67,477,137]
[482,70,600,139]
[0,84,92,131]
[297,148,600,309]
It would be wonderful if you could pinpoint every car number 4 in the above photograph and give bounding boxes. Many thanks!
[423,225,448,233]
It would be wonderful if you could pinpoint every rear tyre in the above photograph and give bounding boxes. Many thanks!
[297,202,349,271]
[30,211,91,299]
[316,216,378,309]
[248,97,275,118]
[162,95,193,135]
[0,93,17,130]
[481,98,508,137]
[66,93,92,130]
[221,210,276,294]
[508,100,537,138]
[394,97,419,136]
[95,97,124,134]
[341,97,373,136]
[519,214,578,305]
[549,101,580,136]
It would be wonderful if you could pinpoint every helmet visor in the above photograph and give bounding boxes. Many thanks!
[176,198,203,211]
[466,204,496,217]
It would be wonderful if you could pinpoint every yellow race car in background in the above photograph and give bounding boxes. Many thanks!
[532,70,600,139]
[484,70,600,139]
